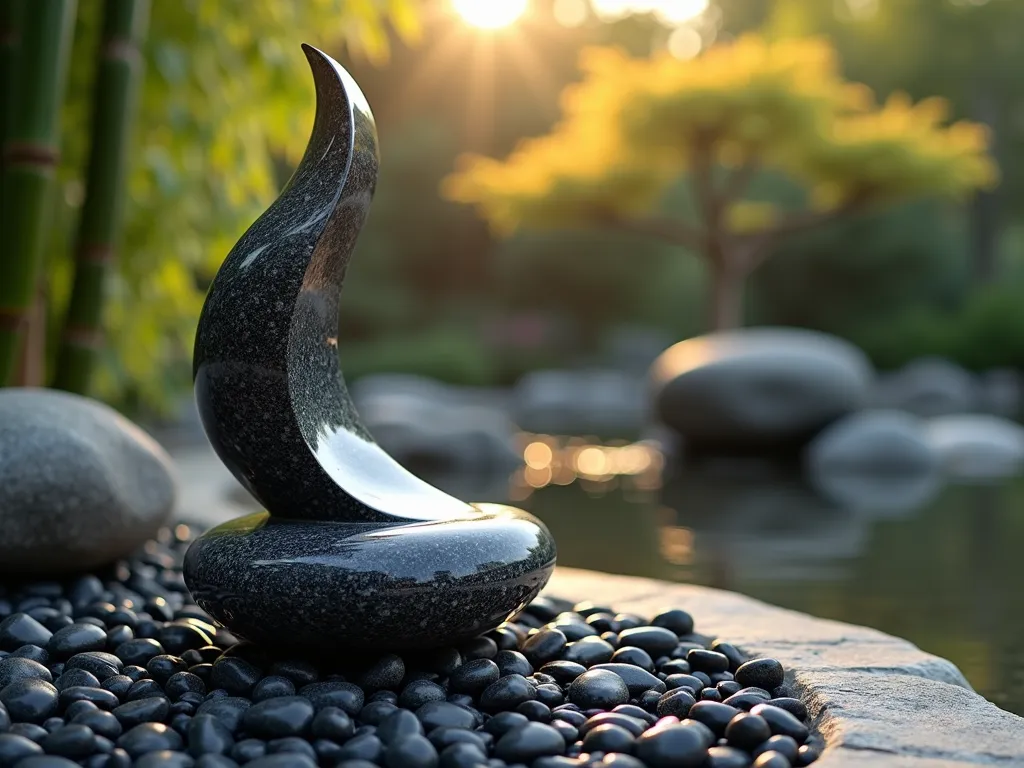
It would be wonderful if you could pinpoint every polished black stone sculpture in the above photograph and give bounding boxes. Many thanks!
[183,45,556,652]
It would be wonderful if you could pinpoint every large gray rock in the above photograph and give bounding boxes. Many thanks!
[805,411,943,515]
[977,368,1023,419]
[926,413,1024,479]
[651,328,873,451]
[806,410,939,475]
[875,356,978,417]
[513,368,649,436]
[0,388,177,573]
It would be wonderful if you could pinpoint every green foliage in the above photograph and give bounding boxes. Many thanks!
[852,280,1024,372]
[45,0,418,412]
[343,119,487,340]
[766,0,1024,210]
[494,228,701,347]
[749,200,965,334]
[341,324,496,387]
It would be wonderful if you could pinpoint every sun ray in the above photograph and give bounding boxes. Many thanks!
[452,0,529,30]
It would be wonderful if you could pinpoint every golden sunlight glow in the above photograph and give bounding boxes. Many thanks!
[553,0,589,27]
[657,0,710,24]
[452,0,529,29]
[591,0,709,24]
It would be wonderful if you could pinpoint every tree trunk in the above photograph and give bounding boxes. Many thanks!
[708,256,744,332]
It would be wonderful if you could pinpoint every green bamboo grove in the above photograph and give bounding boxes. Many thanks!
[53,0,149,392]
[0,0,148,390]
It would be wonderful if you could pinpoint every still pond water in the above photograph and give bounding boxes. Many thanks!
[425,437,1024,717]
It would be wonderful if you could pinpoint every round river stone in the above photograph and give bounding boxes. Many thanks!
[0,388,176,574]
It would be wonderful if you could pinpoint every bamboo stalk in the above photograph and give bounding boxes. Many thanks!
[0,0,25,184]
[0,0,76,386]
[53,0,149,394]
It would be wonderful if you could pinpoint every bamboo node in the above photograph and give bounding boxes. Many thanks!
[102,38,140,63]
[0,308,29,333]
[80,244,116,265]
[3,142,59,168]
[62,326,104,350]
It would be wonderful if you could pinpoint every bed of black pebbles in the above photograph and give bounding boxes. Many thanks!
[0,526,823,768]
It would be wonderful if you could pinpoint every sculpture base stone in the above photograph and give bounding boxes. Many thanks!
[183,506,556,653]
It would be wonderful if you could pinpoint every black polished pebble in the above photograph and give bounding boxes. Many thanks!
[589,664,666,698]
[47,624,108,659]
[117,722,184,757]
[687,649,731,675]
[634,722,713,767]
[0,678,58,722]
[242,695,315,738]
[651,609,695,637]
[478,674,536,713]
[494,722,565,762]
[567,669,630,710]
[754,734,801,763]
[447,658,500,695]
[656,688,696,718]
[562,636,615,667]
[735,659,786,692]
[300,681,364,714]
[725,712,773,750]
[0,732,44,762]
[610,646,654,672]
[0,614,53,651]
[617,628,679,658]
[64,652,122,681]
[579,712,647,738]
[751,703,810,743]
[417,701,476,731]
[0,657,52,688]
[113,696,171,728]
[707,745,755,768]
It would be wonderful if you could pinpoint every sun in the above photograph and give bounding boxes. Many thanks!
[452,0,529,29]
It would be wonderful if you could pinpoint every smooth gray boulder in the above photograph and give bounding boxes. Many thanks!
[926,413,1024,479]
[0,388,177,573]
[513,368,649,436]
[651,327,873,451]
[977,368,1022,418]
[875,356,977,417]
[806,410,939,474]
[805,411,941,514]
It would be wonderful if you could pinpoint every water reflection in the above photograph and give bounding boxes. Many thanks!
[418,435,1024,717]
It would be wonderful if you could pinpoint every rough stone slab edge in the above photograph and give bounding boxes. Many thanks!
[546,568,1024,767]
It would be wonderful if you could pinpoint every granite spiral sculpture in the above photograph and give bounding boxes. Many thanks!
[184,45,556,652]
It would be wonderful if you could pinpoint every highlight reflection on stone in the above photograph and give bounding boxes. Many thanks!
[184,45,556,651]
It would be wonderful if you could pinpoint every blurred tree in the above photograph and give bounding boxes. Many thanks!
[759,0,1024,282]
[444,35,996,331]
[4,0,418,409]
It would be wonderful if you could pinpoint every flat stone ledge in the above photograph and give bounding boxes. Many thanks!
[546,568,1024,767]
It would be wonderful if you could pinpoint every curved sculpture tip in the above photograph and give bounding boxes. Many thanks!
[193,44,474,524]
